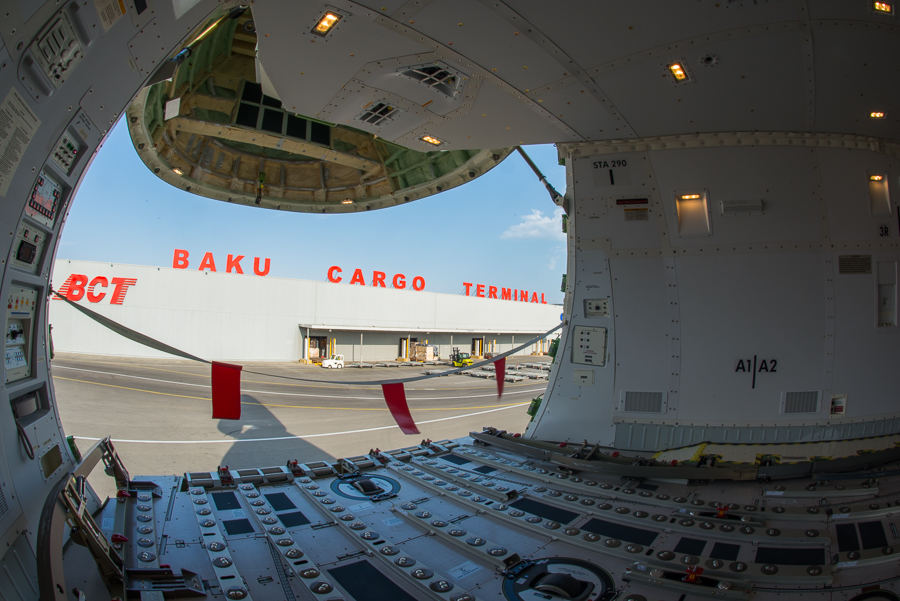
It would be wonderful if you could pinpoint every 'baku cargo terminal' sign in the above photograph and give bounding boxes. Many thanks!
[463,282,548,304]
[327,266,425,290]
[172,249,271,276]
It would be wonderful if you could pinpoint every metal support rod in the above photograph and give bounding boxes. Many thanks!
[515,146,562,204]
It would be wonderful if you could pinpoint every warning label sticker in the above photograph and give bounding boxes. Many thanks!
[448,560,482,580]
[624,208,649,221]
[94,0,127,31]
[0,88,41,197]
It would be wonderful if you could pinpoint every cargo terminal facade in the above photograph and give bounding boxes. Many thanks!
[49,260,561,362]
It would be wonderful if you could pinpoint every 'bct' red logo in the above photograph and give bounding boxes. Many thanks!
[54,275,137,305]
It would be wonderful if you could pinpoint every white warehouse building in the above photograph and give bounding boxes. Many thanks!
[49,260,561,362]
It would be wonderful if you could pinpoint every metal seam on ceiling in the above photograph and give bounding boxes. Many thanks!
[798,0,816,131]
[473,0,637,138]
[562,131,900,158]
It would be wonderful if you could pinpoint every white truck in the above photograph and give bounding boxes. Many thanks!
[321,354,344,369]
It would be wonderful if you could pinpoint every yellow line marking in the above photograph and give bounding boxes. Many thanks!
[53,376,526,412]
[55,376,209,400]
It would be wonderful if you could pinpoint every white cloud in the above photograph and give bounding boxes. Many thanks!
[547,244,566,270]
[501,207,565,240]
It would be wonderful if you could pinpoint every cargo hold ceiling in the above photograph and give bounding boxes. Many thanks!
[249,0,898,146]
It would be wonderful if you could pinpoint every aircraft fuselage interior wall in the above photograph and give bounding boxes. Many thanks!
[531,143,899,448]
[0,0,896,599]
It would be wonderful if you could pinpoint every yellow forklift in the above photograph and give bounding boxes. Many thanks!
[450,347,474,368]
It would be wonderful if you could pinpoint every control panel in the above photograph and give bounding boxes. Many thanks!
[26,171,63,227]
[584,298,610,317]
[30,10,85,89]
[10,224,46,273]
[571,325,607,367]
[50,133,81,175]
[5,286,38,383]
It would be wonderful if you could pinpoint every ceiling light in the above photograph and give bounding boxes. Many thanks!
[870,111,886,119]
[172,167,184,175]
[668,63,688,81]
[680,194,701,200]
[312,12,341,36]
[341,198,353,204]
[874,1,893,13]
[421,135,443,146]
[870,175,884,181]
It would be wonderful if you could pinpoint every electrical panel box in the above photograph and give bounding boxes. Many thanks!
[584,298,610,317]
[50,132,82,175]
[5,286,38,383]
[830,394,847,418]
[574,369,595,386]
[571,326,607,367]
[10,224,46,273]
[26,171,64,227]
[30,10,85,89]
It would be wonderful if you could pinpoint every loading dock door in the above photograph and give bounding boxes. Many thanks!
[471,338,483,356]
[309,336,327,359]
[399,337,419,359]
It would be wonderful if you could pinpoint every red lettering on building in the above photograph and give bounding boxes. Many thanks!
[349,269,366,285]
[86,276,107,302]
[198,252,217,272]
[226,254,244,274]
[173,249,189,269]
[463,282,549,304]
[58,274,88,301]
[323,267,428,291]
[253,257,270,276]
[173,250,270,276]
[54,274,137,305]
[110,278,138,305]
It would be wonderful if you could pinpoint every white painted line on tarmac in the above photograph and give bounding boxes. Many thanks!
[72,402,529,444]
[52,365,546,401]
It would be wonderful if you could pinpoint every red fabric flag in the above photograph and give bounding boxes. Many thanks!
[211,361,242,419]
[495,357,506,398]
[381,383,419,435]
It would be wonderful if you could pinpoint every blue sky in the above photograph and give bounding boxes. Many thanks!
[59,122,567,303]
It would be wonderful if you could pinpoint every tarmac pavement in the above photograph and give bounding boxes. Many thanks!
[51,352,550,500]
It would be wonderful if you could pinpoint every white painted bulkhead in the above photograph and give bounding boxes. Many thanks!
[529,139,900,450]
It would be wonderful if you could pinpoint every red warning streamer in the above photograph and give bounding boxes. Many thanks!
[211,361,243,419]
[494,357,506,398]
[381,383,420,435]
